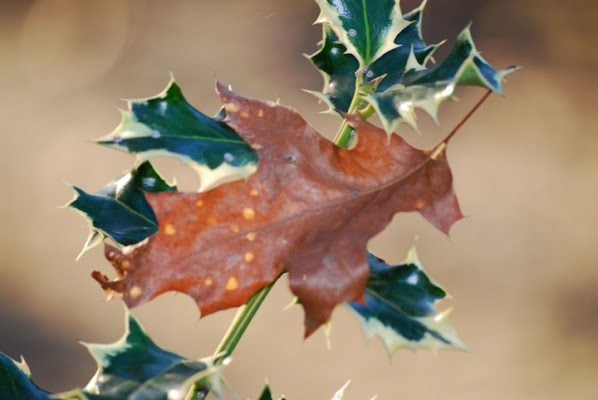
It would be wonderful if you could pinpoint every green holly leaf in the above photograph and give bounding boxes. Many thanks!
[257,384,286,400]
[367,26,518,133]
[347,246,468,354]
[369,1,440,93]
[254,382,355,400]
[96,77,258,192]
[1,314,221,400]
[307,2,438,115]
[314,0,410,67]
[0,354,52,400]
[306,25,359,114]
[57,312,222,400]
[68,161,176,255]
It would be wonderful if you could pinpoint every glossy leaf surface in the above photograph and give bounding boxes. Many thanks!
[307,2,438,114]
[309,0,516,139]
[306,25,359,113]
[368,27,518,133]
[314,0,410,66]
[0,314,220,400]
[96,78,258,192]
[94,85,462,337]
[68,161,176,255]
[61,312,220,399]
[348,247,467,353]
[369,2,440,93]
[0,354,51,400]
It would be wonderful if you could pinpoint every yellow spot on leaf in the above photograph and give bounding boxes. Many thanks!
[205,278,213,286]
[258,109,264,117]
[164,224,176,235]
[207,217,218,226]
[242,208,255,220]
[252,143,263,150]
[224,103,239,113]
[129,286,142,298]
[240,111,250,118]
[246,232,257,241]
[195,283,201,288]
[230,224,240,233]
[244,252,255,262]
[249,189,259,197]
[226,276,238,291]
[121,261,130,270]
[415,199,426,210]
[196,200,204,207]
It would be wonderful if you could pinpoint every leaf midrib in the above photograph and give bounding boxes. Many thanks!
[145,140,439,272]
[361,0,372,64]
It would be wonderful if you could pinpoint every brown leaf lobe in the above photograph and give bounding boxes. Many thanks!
[97,84,462,336]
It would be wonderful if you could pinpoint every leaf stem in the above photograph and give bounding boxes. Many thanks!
[333,76,369,147]
[443,90,492,144]
[212,280,276,364]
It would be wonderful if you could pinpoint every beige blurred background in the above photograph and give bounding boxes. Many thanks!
[1,0,597,399]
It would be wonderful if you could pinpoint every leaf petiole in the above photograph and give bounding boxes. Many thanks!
[212,279,277,364]
[333,75,376,147]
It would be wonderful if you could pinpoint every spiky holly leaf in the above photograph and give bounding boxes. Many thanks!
[93,84,462,337]
[1,314,220,399]
[314,0,410,67]
[57,312,221,400]
[255,382,356,400]
[369,2,440,93]
[307,2,438,114]
[306,25,359,113]
[368,26,518,133]
[348,247,467,354]
[96,78,258,192]
[0,354,51,400]
[257,384,286,400]
[68,161,177,255]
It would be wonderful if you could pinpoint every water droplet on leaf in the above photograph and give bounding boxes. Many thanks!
[348,29,357,37]
[224,153,234,162]
[151,130,161,139]
[113,135,123,143]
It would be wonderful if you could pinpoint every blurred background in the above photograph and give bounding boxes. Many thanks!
[1,0,597,399]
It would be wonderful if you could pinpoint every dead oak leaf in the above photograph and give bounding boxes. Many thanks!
[95,83,462,337]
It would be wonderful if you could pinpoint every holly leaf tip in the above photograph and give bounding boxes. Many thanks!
[347,246,468,355]
[96,77,258,193]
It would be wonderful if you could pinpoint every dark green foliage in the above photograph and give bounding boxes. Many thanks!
[0,313,220,400]
[0,354,51,400]
[68,161,176,253]
[96,78,258,192]
[310,0,516,137]
[257,384,286,400]
[348,248,467,353]
[367,27,517,133]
